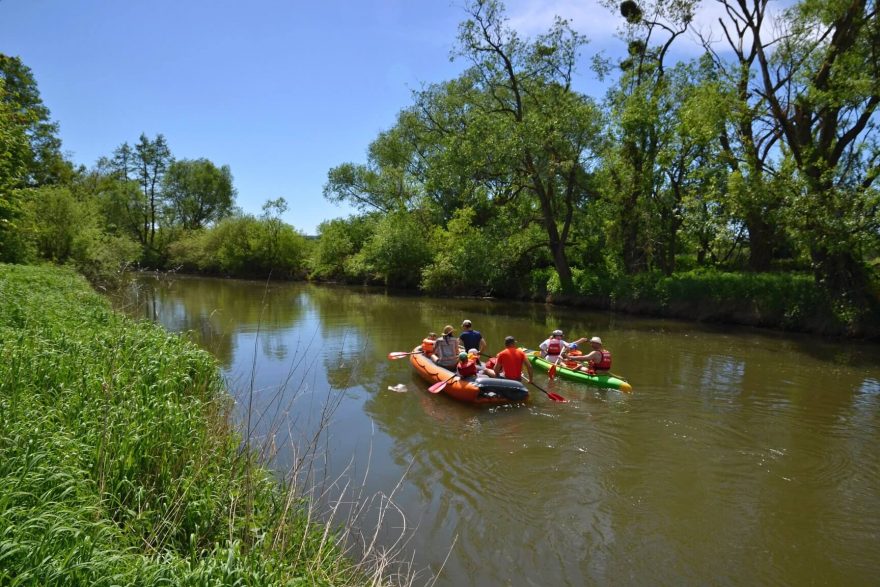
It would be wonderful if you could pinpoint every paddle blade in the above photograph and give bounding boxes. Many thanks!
[387,351,413,360]
[428,375,457,394]
[546,391,567,402]
[548,363,557,380]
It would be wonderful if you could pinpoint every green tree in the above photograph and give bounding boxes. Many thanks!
[163,158,236,229]
[599,0,697,274]
[358,210,432,288]
[0,78,30,261]
[714,0,880,316]
[310,215,376,281]
[0,54,71,187]
[433,0,601,291]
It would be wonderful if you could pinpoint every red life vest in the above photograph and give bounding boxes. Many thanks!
[546,339,562,356]
[457,359,478,378]
[590,350,612,371]
[421,338,435,353]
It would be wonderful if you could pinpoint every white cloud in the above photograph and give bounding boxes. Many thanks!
[505,0,622,44]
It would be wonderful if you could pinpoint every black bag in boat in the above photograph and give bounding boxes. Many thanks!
[474,377,529,401]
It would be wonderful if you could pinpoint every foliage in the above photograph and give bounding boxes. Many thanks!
[0,54,71,187]
[309,215,376,281]
[0,264,370,584]
[167,208,311,279]
[163,158,236,229]
[421,207,497,294]
[357,210,432,287]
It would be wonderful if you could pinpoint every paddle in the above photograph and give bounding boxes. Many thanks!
[428,373,459,394]
[387,350,423,360]
[548,355,562,380]
[524,375,566,402]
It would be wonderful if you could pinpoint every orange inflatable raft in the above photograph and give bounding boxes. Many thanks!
[409,346,529,405]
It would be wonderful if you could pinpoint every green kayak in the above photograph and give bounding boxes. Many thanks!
[526,351,632,392]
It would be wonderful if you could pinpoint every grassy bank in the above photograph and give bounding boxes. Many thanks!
[0,264,376,585]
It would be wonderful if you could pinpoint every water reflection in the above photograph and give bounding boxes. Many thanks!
[116,275,880,586]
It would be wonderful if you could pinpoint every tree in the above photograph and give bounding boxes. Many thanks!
[134,133,172,250]
[599,0,697,274]
[438,0,601,292]
[324,122,426,214]
[713,0,880,316]
[0,54,71,187]
[163,158,236,229]
[99,134,172,254]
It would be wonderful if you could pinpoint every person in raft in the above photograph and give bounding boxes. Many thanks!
[564,336,612,374]
[456,351,496,381]
[467,348,496,377]
[432,325,461,369]
[420,332,437,355]
[459,319,487,355]
[494,336,534,382]
[539,329,588,362]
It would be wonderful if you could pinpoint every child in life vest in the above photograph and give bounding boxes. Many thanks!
[563,343,585,370]
[421,332,437,354]
[458,350,496,380]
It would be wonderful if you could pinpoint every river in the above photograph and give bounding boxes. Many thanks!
[117,274,880,586]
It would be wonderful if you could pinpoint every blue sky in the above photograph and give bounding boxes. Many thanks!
[0,0,735,234]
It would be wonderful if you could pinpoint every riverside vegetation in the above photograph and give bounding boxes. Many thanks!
[2,0,878,339]
[0,263,406,585]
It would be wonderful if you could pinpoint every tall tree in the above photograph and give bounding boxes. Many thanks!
[134,133,172,249]
[600,0,697,274]
[443,0,601,291]
[0,54,70,187]
[699,1,790,271]
[713,0,880,314]
[163,158,236,230]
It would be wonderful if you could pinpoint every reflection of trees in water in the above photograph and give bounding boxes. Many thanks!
[119,275,306,366]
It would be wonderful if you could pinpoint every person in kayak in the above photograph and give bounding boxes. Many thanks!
[459,319,487,354]
[539,329,588,362]
[565,336,612,374]
[495,336,534,382]
[432,325,461,369]
[561,343,586,370]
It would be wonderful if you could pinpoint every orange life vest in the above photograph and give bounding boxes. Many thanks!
[564,349,583,369]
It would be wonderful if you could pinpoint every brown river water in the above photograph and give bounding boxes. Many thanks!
[117,275,880,586]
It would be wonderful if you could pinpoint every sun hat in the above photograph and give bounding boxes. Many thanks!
[590,336,602,345]
[467,348,479,356]
[458,352,468,360]
[443,325,455,335]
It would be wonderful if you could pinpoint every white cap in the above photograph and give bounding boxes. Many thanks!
[467,348,479,356]
[590,336,602,345]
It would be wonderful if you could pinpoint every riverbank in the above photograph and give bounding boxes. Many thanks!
[540,268,879,339]
[0,264,379,584]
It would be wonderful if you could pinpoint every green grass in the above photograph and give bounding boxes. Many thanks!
[0,264,376,585]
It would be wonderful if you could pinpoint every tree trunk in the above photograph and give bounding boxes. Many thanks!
[745,211,774,272]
